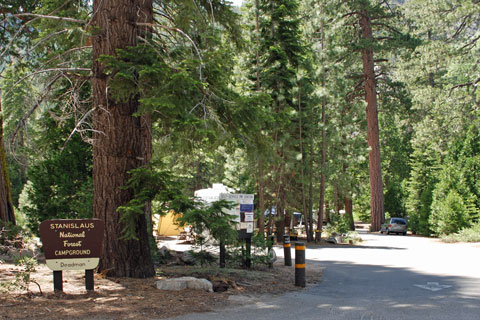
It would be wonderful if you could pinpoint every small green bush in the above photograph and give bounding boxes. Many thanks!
[344,231,362,244]
[0,225,41,295]
[0,223,25,250]
[323,214,350,238]
[441,223,480,243]
[430,190,470,235]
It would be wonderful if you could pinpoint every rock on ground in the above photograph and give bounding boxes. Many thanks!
[156,276,213,292]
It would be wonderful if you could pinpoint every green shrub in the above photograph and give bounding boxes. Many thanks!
[430,190,470,236]
[344,231,362,244]
[188,250,217,266]
[0,222,25,250]
[0,255,41,295]
[323,214,350,238]
[441,223,480,243]
[19,109,93,236]
[0,225,41,295]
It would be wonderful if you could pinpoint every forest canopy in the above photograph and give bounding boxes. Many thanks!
[1,0,479,276]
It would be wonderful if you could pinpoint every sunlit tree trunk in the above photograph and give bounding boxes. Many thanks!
[255,0,265,234]
[316,100,326,241]
[359,10,385,231]
[345,195,355,231]
[0,92,15,226]
[257,160,265,234]
[92,0,154,278]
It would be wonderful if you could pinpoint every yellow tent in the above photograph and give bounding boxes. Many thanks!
[155,211,184,236]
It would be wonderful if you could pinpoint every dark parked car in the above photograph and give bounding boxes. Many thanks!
[380,218,407,235]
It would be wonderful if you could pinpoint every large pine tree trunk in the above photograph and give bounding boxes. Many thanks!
[359,11,385,232]
[255,0,265,235]
[0,93,15,226]
[345,195,355,231]
[298,83,311,242]
[92,0,154,278]
[316,24,326,243]
[316,127,325,241]
[308,125,314,241]
[275,184,286,242]
[257,160,265,234]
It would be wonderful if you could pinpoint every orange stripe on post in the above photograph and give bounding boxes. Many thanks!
[284,234,292,266]
[295,242,306,287]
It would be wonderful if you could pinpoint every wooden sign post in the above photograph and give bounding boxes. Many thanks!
[39,219,104,292]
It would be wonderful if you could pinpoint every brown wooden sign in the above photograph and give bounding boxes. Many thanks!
[39,219,104,271]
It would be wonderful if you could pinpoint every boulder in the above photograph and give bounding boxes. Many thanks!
[183,277,213,292]
[156,278,187,291]
[179,251,195,265]
[156,276,213,292]
[326,234,343,244]
[2,248,35,262]
[158,246,170,257]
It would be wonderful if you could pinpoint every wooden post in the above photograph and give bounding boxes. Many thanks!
[295,242,306,287]
[267,235,274,268]
[53,271,63,292]
[219,241,226,268]
[245,238,252,269]
[85,269,94,291]
[283,234,292,266]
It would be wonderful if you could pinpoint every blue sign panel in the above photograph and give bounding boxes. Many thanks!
[240,204,254,212]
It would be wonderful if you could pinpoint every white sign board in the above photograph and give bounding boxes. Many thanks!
[194,184,254,238]
[244,212,254,222]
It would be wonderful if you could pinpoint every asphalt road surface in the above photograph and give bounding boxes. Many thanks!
[169,231,480,320]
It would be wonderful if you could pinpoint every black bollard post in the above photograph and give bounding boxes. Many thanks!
[245,238,252,269]
[53,270,63,292]
[267,235,275,268]
[295,242,306,287]
[85,269,94,291]
[220,240,226,268]
[283,234,292,266]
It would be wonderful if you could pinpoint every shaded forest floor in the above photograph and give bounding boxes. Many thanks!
[0,258,323,319]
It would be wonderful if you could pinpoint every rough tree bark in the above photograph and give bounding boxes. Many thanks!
[298,82,311,242]
[255,0,265,234]
[316,98,326,242]
[257,160,265,234]
[359,11,385,232]
[275,182,286,243]
[316,22,327,243]
[345,195,355,231]
[0,92,15,226]
[92,0,154,278]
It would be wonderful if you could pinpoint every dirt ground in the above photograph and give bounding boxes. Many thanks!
[0,256,323,320]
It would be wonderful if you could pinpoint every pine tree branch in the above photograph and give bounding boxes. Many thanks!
[374,37,394,41]
[137,22,204,81]
[450,15,470,40]
[370,22,401,35]
[10,74,62,143]
[450,77,480,93]
[5,68,91,97]
[61,107,96,151]
[461,34,480,50]
[0,0,82,61]
[43,46,92,66]
[13,13,86,24]
[341,11,362,19]
[26,29,68,54]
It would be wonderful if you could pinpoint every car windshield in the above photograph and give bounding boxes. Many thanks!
[391,218,406,225]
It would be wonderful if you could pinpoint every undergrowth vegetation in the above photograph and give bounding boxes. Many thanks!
[441,223,480,243]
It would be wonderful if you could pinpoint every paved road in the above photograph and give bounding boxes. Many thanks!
[169,232,480,320]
